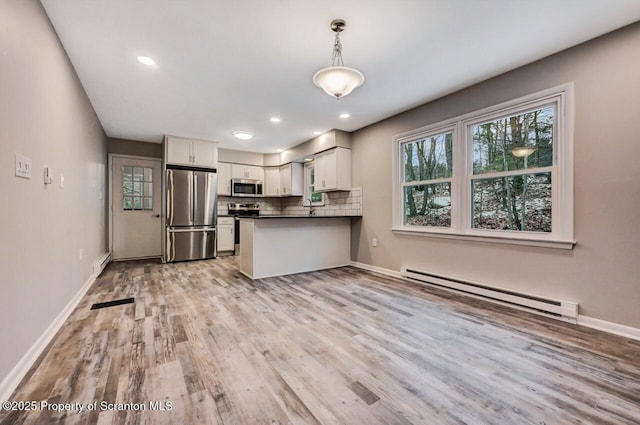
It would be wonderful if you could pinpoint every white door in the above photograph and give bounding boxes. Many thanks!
[111,156,163,260]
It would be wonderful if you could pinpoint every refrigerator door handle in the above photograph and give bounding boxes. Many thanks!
[167,227,216,233]
[166,229,175,262]
[167,169,174,226]
[193,173,198,224]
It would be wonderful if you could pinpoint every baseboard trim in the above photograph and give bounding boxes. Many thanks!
[349,261,640,342]
[577,315,640,341]
[0,252,111,401]
[349,261,403,279]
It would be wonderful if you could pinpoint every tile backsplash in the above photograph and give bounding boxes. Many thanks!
[217,196,281,215]
[281,187,362,216]
[218,187,362,217]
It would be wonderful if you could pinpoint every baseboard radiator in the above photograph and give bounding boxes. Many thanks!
[400,266,578,321]
[93,253,112,277]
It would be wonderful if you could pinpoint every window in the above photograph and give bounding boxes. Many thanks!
[305,164,324,205]
[470,106,553,232]
[122,166,153,210]
[392,84,574,248]
[401,129,453,227]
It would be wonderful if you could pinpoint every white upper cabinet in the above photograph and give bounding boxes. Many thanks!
[192,139,218,167]
[217,162,231,195]
[165,136,218,168]
[264,167,280,197]
[315,147,351,192]
[166,136,192,164]
[231,164,264,181]
[279,162,303,196]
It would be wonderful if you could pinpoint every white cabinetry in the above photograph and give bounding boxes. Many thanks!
[217,217,235,253]
[264,167,280,197]
[279,163,303,196]
[315,147,351,192]
[231,164,264,181]
[165,136,218,168]
[217,162,231,195]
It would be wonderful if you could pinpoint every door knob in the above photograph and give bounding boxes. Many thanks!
[153,214,160,218]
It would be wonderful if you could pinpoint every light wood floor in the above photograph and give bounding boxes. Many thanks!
[2,257,640,425]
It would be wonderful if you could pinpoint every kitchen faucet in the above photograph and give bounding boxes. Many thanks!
[303,198,315,216]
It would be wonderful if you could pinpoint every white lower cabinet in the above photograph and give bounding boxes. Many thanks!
[217,217,235,253]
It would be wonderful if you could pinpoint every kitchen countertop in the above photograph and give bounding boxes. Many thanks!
[240,215,362,219]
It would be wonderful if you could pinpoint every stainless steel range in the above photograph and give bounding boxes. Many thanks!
[228,203,259,255]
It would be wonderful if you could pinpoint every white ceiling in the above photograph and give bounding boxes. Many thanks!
[41,1,640,153]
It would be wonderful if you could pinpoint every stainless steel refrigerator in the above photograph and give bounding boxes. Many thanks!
[166,167,217,262]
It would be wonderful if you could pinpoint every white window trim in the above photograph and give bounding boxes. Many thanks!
[391,83,575,249]
[304,162,325,206]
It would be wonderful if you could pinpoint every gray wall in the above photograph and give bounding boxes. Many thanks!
[351,22,640,328]
[0,0,107,385]
[108,137,163,159]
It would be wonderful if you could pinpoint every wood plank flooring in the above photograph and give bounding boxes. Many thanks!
[1,257,639,425]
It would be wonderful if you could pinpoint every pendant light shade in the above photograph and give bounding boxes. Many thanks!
[313,66,365,99]
[313,19,364,100]
[510,146,538,158]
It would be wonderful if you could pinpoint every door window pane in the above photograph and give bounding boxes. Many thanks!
[143,197,153,210]
[123,166,153,210]
[133,197,143,210]
[403,182,451,227]
[472,172,551,232]
[133,167,144,181]
[472,106,554,175]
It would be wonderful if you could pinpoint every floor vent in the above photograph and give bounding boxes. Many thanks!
[90,298,134,310]
[400,267,578,321]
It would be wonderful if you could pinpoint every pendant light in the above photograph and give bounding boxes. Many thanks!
[313,19,365,100]
[510,146,538,158]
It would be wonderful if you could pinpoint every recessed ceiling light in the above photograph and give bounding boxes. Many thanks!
[304,158,313,162]
[276,149,284,153]
[313,131,322,135]
[270,117,281,123]
[137,56,156,66]
[233,130,254,140]
[339,113,350,119]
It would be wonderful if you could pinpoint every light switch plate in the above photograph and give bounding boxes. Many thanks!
[60,173,65,188]
[15,154,32,179]
[44,167,53,184]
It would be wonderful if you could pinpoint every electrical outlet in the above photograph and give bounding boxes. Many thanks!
[60,173,65,188]
[15,154,32,179]
[372,238,378,247]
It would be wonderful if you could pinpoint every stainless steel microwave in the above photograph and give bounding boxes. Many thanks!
[231,178,263,197]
